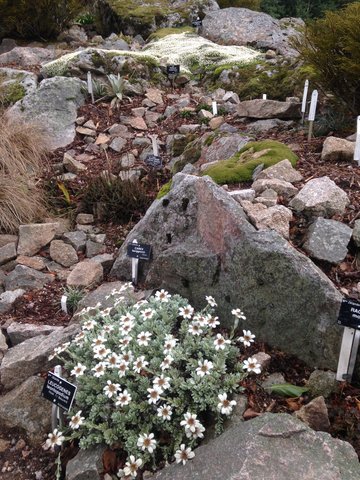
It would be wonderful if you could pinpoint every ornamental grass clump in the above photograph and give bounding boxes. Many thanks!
[51,286,261,476]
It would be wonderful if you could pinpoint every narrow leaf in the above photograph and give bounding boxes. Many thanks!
[267,383,309,398]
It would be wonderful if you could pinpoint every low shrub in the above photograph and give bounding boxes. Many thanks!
[218,0,261,9]
[202,140,298,184]
[80,175,150,224]
[0,115,48,233]
[49,288,261,476]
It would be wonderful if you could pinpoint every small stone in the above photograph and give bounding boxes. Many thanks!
[15,256,46,270]
[63,152,86,173]
[0,242,16,266]
[145,88,163,105]
[223,91,240,104]
[120,153,136,168]
[83,119,96,130]
[262,372,286,389]
[129,117,148,131]
[108,124,132,138]
[352,219,360,247]
[306,370,338,399]
[90,254,114,275]
[50,240,78,267]
[252,352,271,370]
[76,213,94,225]
[295,396,330,432]
[265,49,277,59]
[256,159,303,183]
[75,116,85,125]
[178,124,201,134]
[95,133,110,145]
[63,231,87,252]
[229,189,256,203]
[0,234,18,248]
[209,116,225,130]
[252,178,298,200]
[0,289,25,314]
[76,126,96,136]
[66,261,103,288]
[321,136,355,162]
[131,107,145,117]
[199,109,213,119]
[109,137,127,152]
[5,266,54,291]
[86,240,106,258]
[57,172,77,181]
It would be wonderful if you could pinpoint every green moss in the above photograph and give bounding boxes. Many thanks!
[157,180,172,199]
[202,140,298,184]
[204,133,216,147]
[148,26,193,41]
[0,82,26,106]
[172,134,196,157]
[172,141,202,174]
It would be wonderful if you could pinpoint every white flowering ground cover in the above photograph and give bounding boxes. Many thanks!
[47,285,261,478]
[42,33,260,77]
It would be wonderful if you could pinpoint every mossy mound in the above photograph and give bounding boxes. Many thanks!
[156,180,172,199]
[202,140,298,184]
[0,82,26,106]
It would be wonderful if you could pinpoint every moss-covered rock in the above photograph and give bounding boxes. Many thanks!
[202,140,298,184]
[0,68,37,107]
[156,180,173,199]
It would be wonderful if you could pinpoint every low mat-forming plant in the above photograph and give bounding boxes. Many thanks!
[47,287,261,477]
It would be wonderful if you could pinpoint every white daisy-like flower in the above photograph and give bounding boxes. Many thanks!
[133,300,148,310]
[179,305,194,319]
[120,350,133,364]
[44,429,65,450]
[103,324,114,333]
[114,297,125,307]
[217,392,237,415]
[157,404,173,420]
[163,336,177,353]
[175,444,195,465]
[194,314,209,327]
[71,362,87,377]
[69,410,85,429]
[213,333,231,351]
[188,322,203,336]
[207,315,220,328]
[153,375,171,391]
[137,331,152,347]
[93,345,111,360]
[120,321,135,334]
[73,331,85,345]
[106,352,120,368]
[196,359,214,377]
[115,389,132,407]
[180,412,200,433]
[118,455,142,478]
[147,387,162,404]
[82,319,97,331]
[119,335,132,350]
[238,329,255,347]
[92,335,107,347]
[101,307,112,315]
[92,362,107,377]
[185,422,205,439]
[137,433,157,453]
[118,358,130,376]
[141,308,155,320]
[205,295,217,307]
[133,355,149,373]
[243,357,261,374]
[120,313,135,324]
[103,380,120,398]
[160,355,174,370]
[231,308,246,320]
[154,289,171,302]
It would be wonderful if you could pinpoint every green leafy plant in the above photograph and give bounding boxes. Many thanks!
[63,286,85,314]
[91,78,107,99]
[76,11,95,25]
[266,383,309,398]
[106,73,126,110]
[80,176,150,224]
[48,289,262,475]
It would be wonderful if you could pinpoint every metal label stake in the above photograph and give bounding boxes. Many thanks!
[149,134,159,156]
[301,79,309,125]
[87,72,94,104]
[51,365,65,430]
[307,89,318,142]
[131,239,139,286]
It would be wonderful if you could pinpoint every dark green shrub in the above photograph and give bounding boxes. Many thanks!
[80,176,150,224]
[292,2,360,114]
[0,0,84,40]
[218,0,261,9]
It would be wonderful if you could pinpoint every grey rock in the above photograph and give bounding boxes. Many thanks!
[66,445,105,480]
[109,137,127,152]
[17,223,59,256]
[76,213,94,225]
[252,178,298,200]
[178,124,201,134]
[262,372,286,389]
[63,152,87,173]
[295,396,330,432]
[0,376,51,445]
[0,46,55,67]
[303,218,352,264]
[306,370,338,399]
[242,202,293,239]
[66,261,103,288]
[0,324,79,390]
[0,38,17,54]
[90,254,114,275]
[86,240,106,258]
[63,231,87,252]
[229,189,256,203]
[7,77,86,150]
[289,177,349,218]
[252,352,271,370]
[7,322,62,346]
[202,8,303,57]
[119,153,136,168]
[0,289,25,314]
[119,169,142,182]
[0,234,18,248]
[321,136,355,162]
[246,118,294,133]
[50,240,78,267]
[154,413,360,480]
[257,159,303,183]
[352,219,360,247]
[5,265,55,291]
[236,99,301,119]
[58,25,88,43]
[111,174,343,370]
[200,133,251,165]
[0,67,38,99]
[0,330,8,356]
[108,124,132,138]
[223,91,240,104]
[0,242,16,266]
[16,255,47,271]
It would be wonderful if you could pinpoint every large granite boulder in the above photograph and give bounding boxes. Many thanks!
[154,413,360,480]
[111,174,343,370]
[0,46,56,67]
[0,67,38,105]
[202,8,304,57]
[7,77,86,150]
[235,99,301,119]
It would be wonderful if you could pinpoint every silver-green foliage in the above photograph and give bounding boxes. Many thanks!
[58,287,247,470]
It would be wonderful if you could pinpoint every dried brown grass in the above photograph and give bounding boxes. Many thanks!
[0,115,48,233]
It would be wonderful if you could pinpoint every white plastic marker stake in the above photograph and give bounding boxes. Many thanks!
[87,71,94,104]
[307,89,318,142]
[354,115,360,166]
[301,79,309,124]
[60,295,68,314]
[336,327,360,382]
[262,94,267,100]
[212,101,218,116]
[51,365,64,431]
[131,239,139,286]
[149,134,159,156]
